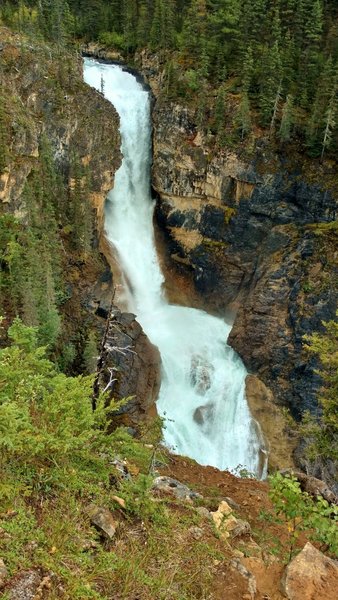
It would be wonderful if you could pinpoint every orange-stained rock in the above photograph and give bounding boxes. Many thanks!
[281,542,338,600]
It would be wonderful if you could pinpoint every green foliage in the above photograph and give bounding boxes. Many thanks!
[268,472,338,559]
[0,96,9,174]
[0,318,97,472]
[1,1,337,154]
[302,316,338,463]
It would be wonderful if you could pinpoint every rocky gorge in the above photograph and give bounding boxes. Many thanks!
[0,29,337,600]
[131,49,338,484]
[0,30,162,426]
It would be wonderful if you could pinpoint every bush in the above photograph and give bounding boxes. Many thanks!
[268,472,338,559]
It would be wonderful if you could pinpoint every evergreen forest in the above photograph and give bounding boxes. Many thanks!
[1,0,337,157]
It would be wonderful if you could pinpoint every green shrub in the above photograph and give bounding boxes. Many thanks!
[268,472,338,559]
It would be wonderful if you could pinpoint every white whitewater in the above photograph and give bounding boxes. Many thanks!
[84,58,265,476]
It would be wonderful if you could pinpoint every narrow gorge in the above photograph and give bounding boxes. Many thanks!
[84,58,265,477]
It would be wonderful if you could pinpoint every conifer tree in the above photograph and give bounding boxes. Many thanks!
[259,41,283,125]
[0,97,9,175]
[237,90,251,139]
[279,94,294,142]
[321,90,337,160]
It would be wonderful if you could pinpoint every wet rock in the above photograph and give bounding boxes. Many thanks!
[190,355,213,395]
[281,542,338,600]
[96,307,161,428]
[87,505,119,540]
[193,403,215,425]
[152,476,203,502]
[245,375,297,471]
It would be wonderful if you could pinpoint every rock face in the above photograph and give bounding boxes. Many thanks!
[245,375,297,471]
[281,542,338,600]
[0,28,121,235]
[96,307,161,427]
[0,27,121,359]
[135,51,338,435]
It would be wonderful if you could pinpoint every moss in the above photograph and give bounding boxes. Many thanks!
[202,238,228,249]
[223,206,237,224]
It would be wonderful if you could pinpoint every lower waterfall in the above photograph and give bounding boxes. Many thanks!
[83,58,265,476]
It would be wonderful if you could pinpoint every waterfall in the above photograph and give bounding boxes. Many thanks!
[83,58,266,476]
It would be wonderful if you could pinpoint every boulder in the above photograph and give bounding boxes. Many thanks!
[281,542,338,600]
[0,558,8,588]
[280,469,337,504]
[87,505,119,540]
[211,501,251,541]
[96,308,161,428]
[152,476,203,502]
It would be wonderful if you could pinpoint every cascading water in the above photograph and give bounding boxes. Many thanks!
[83,58,266,477]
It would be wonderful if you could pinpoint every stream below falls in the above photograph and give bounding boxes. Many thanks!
[83,58,266,477]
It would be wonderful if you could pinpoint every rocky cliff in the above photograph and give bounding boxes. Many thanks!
[136,51,337,474]
[0,29,160,421]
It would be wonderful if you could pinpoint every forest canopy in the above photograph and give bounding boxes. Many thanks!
[1,0,337,156]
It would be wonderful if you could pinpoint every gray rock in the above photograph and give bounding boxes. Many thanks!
[195,506,211,519]
[188,526,204,540]
[152,476,203,502]
[87,505,119,539]
[6,569,53,600]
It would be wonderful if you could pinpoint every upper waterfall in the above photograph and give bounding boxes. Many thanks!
[83,58,265,477]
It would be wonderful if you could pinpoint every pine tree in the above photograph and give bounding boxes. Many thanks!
[259,41,283,125]
[279,94,294,142]
[242,45,254,92]
[123,0,138,52]
[181,0,207,62]
[321,91,337,160]
[214,84,227,132]
[150,0,176,50]
[237,91,251,139]
[0,97,9,175]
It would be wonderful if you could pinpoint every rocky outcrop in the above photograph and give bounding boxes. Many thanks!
[245,375,297,471]
[96,307,161,427]
[0,28,120,237]
[135,52,338,433]
[281,542,338,600]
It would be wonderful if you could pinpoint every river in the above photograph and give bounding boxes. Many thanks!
[83,57,265,476]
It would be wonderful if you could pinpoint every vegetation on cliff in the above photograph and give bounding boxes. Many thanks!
[0,26,120,371]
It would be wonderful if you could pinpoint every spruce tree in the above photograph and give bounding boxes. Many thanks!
[237,91,251,139]
[279,94,294,142]
[0,97,9,175]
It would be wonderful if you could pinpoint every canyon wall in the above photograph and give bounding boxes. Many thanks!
[0,30,160,424]
[136,51,337,475]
